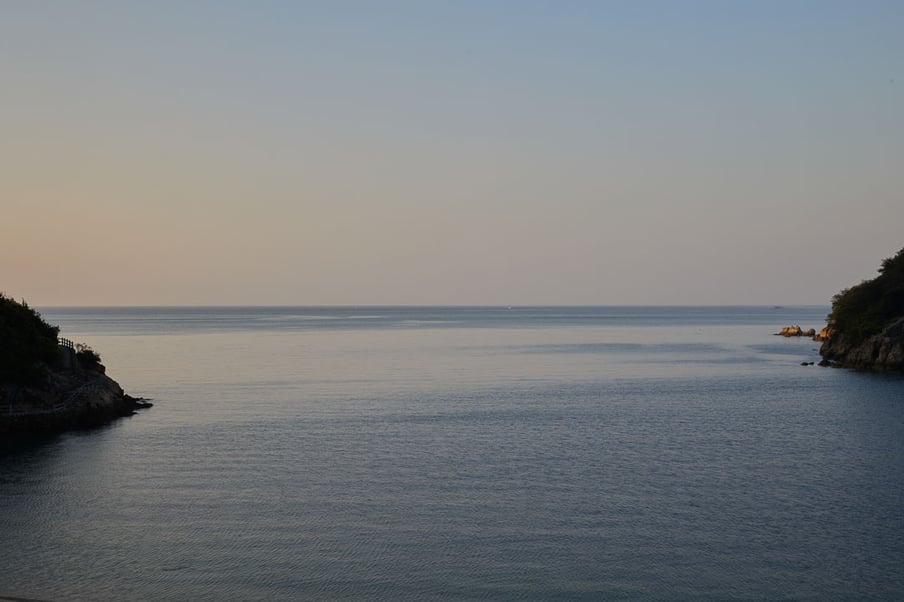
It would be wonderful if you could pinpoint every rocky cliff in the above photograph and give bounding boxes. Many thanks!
[818,247,904,372]
[0,361,150,435]
[820,317,904,371]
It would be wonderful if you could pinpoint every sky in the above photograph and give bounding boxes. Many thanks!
[2,1,902,306]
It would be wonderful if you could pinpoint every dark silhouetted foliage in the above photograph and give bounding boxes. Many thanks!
[0,293,61,384]
[76,343,102,366]
[828,247,904,343]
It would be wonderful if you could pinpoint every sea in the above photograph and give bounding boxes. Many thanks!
[2,306,903,601]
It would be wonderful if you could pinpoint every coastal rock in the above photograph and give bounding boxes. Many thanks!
[813,326,833,342]
[778,325,817,337]
[779,325,803,336]
[819,317,904,372]
[0,361,148,435]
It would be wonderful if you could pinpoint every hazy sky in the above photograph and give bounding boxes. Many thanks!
[2,1,902,306]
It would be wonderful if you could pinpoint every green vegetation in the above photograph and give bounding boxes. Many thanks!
[0,293,61,384]
[828,247,904,343]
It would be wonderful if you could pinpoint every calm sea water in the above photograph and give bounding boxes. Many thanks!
[2,306,903,601]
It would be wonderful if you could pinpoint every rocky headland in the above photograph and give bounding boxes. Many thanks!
[0,365,150,435]
[817,247,904,372]
[820,316,904,372]
[0,294,149,436]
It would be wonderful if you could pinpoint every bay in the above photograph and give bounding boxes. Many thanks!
[2,306,903,600]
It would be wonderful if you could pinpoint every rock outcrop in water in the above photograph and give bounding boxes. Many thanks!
[0,293,149,435]
[777,325,817,338]
[818,247,904,372]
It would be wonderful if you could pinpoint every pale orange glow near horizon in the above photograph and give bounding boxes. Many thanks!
[3,2,902,306]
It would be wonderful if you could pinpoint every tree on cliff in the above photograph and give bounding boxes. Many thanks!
[0,293,61,384]
[828,247,904,343]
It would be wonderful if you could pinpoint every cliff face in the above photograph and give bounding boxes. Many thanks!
[0,356,149,435]
[820,317,904,372]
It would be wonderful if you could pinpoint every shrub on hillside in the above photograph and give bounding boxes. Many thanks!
[76,343,102,366]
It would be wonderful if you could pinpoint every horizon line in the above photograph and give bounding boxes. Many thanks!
[36,303,831,309]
